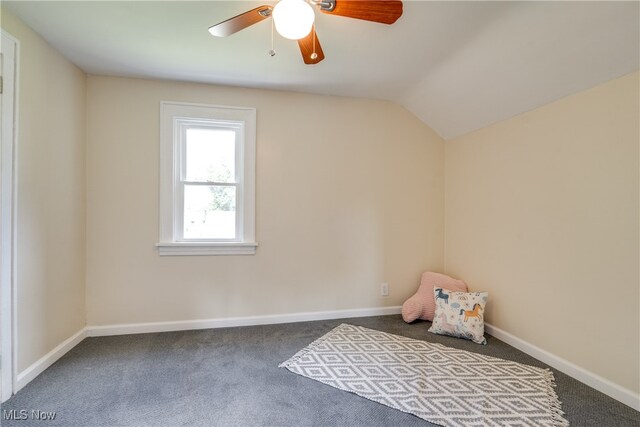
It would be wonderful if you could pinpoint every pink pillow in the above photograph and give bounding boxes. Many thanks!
[401,272,468,322]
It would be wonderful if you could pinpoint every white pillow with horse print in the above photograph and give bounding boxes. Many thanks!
[428,287,489,345]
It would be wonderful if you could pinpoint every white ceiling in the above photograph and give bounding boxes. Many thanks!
[3,1,639,139]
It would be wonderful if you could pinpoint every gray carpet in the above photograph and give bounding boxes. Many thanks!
[1,315,638,426]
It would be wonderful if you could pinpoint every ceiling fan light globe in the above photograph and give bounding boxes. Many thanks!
[273,0,315,40]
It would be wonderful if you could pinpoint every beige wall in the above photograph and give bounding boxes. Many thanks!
[86,76,445,325]
[1,9,86,371]
[445,72,639,393]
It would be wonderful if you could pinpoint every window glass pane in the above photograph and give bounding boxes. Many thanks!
[185,128,236,183]
[183,185,236,239]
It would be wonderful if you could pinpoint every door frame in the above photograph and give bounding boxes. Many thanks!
[1,29,19,403]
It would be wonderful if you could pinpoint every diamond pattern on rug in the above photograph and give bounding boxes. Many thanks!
[280,324,569,427]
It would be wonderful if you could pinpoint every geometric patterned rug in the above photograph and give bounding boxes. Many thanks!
[280,324,569,427]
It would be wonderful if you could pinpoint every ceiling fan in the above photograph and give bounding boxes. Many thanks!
[208,0,403,65]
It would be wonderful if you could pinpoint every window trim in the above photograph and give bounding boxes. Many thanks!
[157,101,257,256]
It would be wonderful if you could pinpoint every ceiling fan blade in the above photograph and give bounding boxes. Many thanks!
[297,27,325,65]
[320,0,403,24]
[208,5,273,37]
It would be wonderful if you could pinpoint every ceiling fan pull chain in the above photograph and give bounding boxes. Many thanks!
[269,16,276,57]
[310,25,318,60]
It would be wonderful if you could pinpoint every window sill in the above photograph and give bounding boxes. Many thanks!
[156,242,258,256]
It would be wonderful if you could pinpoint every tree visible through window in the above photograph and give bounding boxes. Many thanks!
[183,127,238,240]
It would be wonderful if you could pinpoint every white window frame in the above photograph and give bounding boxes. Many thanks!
[157,101,257,255]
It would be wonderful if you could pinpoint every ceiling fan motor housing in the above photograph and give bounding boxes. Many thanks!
[315,0,337,12]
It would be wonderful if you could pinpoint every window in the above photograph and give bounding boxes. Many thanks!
[158,102,257,255]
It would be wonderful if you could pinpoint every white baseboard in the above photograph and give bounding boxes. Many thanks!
[15,327,87,393]
[485,323,640,411]
[10,306,402,397]
[87,306,403,337]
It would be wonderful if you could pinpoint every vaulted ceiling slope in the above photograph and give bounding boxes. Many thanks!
[3,1,639,139]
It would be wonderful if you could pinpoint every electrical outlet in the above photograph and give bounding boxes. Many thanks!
[381,283,389,296]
